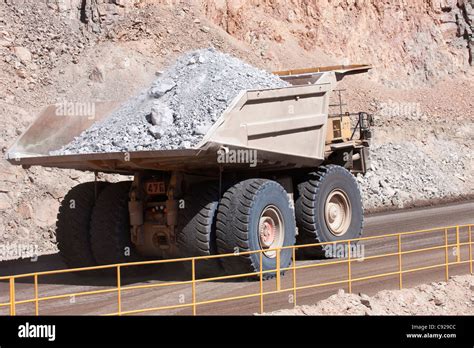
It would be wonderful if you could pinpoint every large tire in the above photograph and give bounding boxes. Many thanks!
[90,181,139,266]
[295,165,363,258]
[56,181,109,268]
[216,179,296,279]
[177,182,223,278]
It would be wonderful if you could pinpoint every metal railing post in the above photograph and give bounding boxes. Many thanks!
[117,266,122,316]
[9,278,15,316]
[191,259,196,316]
[292,248,297,308]
[456,225,461,263]
[444,228,449,281]
[398,234,403,290]
[469,225,472,275]
[347,241,352,293]
[259,251,264,314]
[276,248,281,291]
[34,274,39,316]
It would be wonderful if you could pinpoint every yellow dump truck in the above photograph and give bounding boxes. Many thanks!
[7,65,373,278]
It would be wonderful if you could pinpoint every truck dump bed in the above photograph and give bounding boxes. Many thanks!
[6,65,371,175]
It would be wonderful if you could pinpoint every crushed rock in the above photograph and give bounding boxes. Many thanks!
[53,48,289,154]
[356,140,473,210]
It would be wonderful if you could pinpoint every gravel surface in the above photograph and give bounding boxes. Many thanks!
[266,275,474,315]
[53,48,289,154]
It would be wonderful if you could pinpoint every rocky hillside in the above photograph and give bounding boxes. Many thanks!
[0,0,472,259]
[202,0,473,86]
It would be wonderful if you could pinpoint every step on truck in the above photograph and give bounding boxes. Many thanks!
[7,64,373,278]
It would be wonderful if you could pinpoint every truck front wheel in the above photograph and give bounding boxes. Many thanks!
[295,165,363,258]
[216,179,296,279]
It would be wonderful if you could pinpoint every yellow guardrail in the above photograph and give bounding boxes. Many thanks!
[0,224,472,316]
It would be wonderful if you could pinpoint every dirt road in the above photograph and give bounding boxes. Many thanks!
[0,201,472,315]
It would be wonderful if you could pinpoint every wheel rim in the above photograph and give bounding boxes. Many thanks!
[258,205,284,258]
[324,189,351,236]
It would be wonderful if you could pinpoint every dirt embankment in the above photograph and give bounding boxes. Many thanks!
[267,275,474,315]
[0,0,472,258]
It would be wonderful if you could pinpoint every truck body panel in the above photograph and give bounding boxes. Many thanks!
[6,65,372,175]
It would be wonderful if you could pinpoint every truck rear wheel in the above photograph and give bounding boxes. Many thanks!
[90,181,139,265]
[177,182,223,278]
[295,165,363,258]
[56,181,109,268]
[216,179,296,279]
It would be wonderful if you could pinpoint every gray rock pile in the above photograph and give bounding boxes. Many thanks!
[53,48,289,154]
[357,140,473,210]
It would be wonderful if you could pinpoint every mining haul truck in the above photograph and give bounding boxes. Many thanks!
[7,65,373,278]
